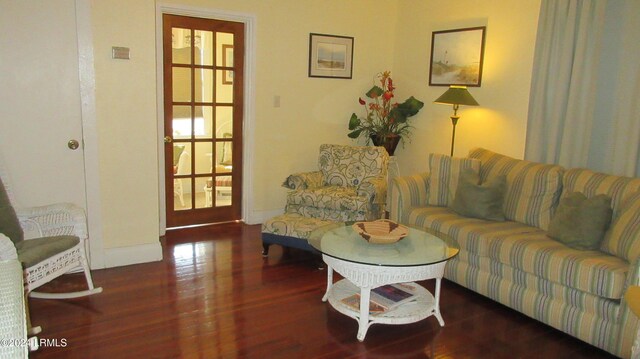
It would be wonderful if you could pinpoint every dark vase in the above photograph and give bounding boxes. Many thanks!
[370,133,401,156]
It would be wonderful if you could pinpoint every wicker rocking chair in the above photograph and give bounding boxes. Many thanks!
[0,161,102,313]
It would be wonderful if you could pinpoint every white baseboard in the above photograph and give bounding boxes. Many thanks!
[102,242,163,268]
[245,208,283,225]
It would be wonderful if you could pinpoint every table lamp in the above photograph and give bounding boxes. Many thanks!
[434,86,479,156]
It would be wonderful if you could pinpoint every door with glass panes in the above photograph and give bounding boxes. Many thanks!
[163,14,243,227]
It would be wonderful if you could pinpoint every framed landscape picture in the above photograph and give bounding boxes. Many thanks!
[429,26,486,87]
[308,33,354,79]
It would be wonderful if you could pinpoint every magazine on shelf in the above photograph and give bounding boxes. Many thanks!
[371,283,418,310]
[340,283,418,314]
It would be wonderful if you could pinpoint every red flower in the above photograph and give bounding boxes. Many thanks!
[388,78,395,92]
[383,91,394,101]
[358,97,366,105]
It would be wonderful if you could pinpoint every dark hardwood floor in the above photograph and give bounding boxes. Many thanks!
[29,222,617,358]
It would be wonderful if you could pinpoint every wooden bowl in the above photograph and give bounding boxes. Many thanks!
[352,219,409,244]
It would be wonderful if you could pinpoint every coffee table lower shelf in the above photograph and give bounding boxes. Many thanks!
[327,279,439,334]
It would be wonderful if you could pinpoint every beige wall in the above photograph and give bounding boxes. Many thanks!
[1,0,544,264]
[91,0,159,249]
[90,0,399,252]
[393,0,541,176]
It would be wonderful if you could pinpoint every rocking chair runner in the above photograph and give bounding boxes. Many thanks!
[0,163,102,301]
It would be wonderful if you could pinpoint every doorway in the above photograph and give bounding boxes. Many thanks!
[162,14,244,228]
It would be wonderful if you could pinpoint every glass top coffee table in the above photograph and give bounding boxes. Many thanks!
[309,223,459,341]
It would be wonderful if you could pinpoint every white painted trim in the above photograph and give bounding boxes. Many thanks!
[75,0,106,270]
[155,4,258,232]
[103,243,163,268]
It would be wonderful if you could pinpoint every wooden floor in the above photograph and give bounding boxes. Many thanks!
[30,222,617,358]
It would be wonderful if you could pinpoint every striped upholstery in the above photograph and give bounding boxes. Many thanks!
[468,148,564,230]
[445,253,621,354]
[389,172,429,224]
[563,168,640,218]
[427,153,480,207]
[407,206,628,299]
[603,191,640,262]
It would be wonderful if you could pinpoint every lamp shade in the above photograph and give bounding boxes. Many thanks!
[434,85,479,106]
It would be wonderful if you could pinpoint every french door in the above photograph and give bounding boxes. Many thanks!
[163,14,244,227]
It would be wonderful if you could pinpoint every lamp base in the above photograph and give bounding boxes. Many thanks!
[450,115,460,157]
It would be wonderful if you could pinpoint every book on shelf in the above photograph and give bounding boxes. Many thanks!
[340,294,387,315]
[340,283,418,315]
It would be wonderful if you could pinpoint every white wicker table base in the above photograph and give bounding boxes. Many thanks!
[321,254,447,341]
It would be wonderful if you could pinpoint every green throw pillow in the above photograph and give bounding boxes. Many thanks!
[547,192,612,250]
[0,177,23,244]
[451,169,506,221]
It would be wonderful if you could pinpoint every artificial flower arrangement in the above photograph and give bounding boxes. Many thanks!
[347,71,424,154]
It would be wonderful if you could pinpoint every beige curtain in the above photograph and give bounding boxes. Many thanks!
[526,0,640,177]
[524,0,606,169]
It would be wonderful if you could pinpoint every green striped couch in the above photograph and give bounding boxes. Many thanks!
[390,148,640,358]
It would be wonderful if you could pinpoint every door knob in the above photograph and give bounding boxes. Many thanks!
[68,139,80,150]
[164,136,173,143]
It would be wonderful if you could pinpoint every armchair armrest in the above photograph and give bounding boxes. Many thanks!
[282,171,323,190]
[15,203,88,240]
[357,175,387,205]
[389,172,430,224]
[0,233,17,261]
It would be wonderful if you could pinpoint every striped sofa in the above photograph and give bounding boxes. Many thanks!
[390,148,640,358]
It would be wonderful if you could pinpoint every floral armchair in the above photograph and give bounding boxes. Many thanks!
[282,144,389,222]
[261,144,389,257]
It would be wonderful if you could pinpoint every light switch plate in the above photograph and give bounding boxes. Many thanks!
[112,46,130,60]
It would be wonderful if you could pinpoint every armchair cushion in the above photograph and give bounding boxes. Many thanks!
[16,235,79,267]
[0,178,23,244]
[318,144,388,187]
[287,186,368,212]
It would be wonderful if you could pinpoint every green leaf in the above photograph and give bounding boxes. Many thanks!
[366,85,383,99]
[348,113,361,130]
[390,96,424,123]
[347,129,363,138]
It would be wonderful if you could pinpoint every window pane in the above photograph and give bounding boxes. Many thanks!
[216,32,234,67]
[195,142,212,175]
[172,28,192,64]
[195,30,213,66]
[195,68,213,103]
[215,106,233,139]
[172,67,191,102]
[216,70,233,103]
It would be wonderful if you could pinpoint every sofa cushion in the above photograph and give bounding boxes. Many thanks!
[287,186,368,212]
[547,192,612,250]
[318,144,388,187]
[601,191,640,262]
[451,169,506,221]
[407,206,628,299]
[468,148,564,231]
[427,153,480,207]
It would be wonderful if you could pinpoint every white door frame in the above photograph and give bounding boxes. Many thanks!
[155,4,257,234]
[76,0,105,269]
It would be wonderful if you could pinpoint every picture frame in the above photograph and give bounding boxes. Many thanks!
[308,33,354,79]
[429,26,486,87]
[222,44,233,85]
